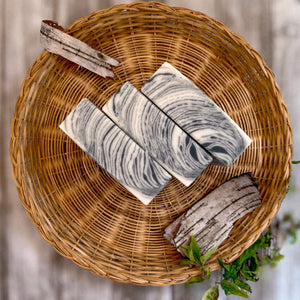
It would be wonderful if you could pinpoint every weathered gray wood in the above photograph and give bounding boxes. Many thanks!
[111,284,173,300]
[2,0,300,300]
[40,20,119,78]
[1,2,48,300]
[170,272,227,300]
[0,1,6,299]
[252,1,300,300]
[2,2,59,300]
[164,174,261,254]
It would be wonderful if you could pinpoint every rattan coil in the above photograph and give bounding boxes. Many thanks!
[10,2,292,285]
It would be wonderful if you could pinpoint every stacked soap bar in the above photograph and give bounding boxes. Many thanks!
[102,82,212,187]
[59,99,171,205]
[141,62,252,166]
[60,62,252,205]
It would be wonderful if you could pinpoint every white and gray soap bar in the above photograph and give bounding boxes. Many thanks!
[59,98,172,205]
[141,62,252,167]
[103,82,213,186]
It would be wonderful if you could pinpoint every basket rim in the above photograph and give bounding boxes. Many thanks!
[10,1,293,286]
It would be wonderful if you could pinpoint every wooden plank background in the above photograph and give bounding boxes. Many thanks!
[1,0,299,299]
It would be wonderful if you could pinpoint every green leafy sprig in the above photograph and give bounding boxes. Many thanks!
[217,234,278,298]
[282,213,300,244]
[180,233,284,299]
[179,235,218,286]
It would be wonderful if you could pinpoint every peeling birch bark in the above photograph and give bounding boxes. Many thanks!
[40,20,119,78]
[164,174,261,254]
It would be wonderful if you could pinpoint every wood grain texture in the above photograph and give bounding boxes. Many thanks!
[164,174,261,254]
[2,0,300,300]
[40,20,119,77]
[0,1,7,299]
[3,2,58,300]
[253,1,300,300]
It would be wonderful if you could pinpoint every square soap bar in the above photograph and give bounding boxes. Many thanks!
[59,98,172,205]
[141,62,252,167]
[103,82,212,186]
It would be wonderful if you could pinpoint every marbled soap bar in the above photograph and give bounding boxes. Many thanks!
[103,82,213,186]
[59,98,172,205]
[141,62,252,167]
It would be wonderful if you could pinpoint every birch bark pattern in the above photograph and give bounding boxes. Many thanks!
[40,20,119,78]
[164,174,261,254]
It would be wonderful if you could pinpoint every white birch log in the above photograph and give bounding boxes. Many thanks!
[164,174,261,254]
[40,20,119,78]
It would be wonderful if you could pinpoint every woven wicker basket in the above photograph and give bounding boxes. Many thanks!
[10,2,292,285]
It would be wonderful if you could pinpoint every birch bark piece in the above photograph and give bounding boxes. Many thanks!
[59,98,171,205]
[164,174,261,254]
[40,20,119,78]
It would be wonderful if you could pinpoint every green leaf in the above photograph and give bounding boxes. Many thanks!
[201,246,218,265]
[188,246,195,264]
[179,259,195,266]
[283,214,292,222]
[247,255,259,274]
[204,267,211,279]
[221,281,249,298]
[272,254,284,262]
[187,276,205,287]
[240,262,258,282]
[218,258,238,281]
[217,258,236,276]
[180,245,190,259]
[190,235,202,265]
[223,271,235,281]
[202,285,219,300]
[288,229,298,244]
[235,237,267,270]
[292,160,300,164]
[234,279,252,292]
[218,258,230,272]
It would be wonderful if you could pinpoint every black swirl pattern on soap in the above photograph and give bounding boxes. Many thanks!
[59,99,171,204]
[141,63,252,167]
[103,82,213,186]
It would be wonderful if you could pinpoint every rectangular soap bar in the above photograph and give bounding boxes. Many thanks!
[141,62,252,167]
[59,98,172,205]
[102,82,213,186]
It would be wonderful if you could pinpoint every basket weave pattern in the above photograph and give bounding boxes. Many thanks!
[10,2,292,285]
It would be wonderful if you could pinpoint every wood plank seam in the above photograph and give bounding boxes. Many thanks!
[0,0,8,299]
